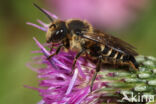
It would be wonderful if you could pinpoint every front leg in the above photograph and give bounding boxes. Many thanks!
[71,49,85,74]
[47,44,64,60]
[50,43,54,52]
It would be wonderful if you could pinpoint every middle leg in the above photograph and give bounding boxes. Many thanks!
[90,56,102,92]
[71,49,85,74]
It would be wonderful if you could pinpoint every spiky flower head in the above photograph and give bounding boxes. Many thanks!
[27,9,156,104]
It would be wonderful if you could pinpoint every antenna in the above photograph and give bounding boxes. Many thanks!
[33,3,53,22]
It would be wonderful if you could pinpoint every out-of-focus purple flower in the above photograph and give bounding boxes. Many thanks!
[44,0,147,30]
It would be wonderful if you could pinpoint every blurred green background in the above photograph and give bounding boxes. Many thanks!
[0,0,156,104]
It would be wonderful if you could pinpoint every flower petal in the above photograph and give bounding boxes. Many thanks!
[26,22,47,31]
[33,37,58,69]
[66,68,78,95]
[43,9,58,19]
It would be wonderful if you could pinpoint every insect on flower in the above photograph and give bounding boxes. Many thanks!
[33,3,139,91]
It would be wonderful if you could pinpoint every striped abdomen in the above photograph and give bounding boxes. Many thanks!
[101,45,139,69]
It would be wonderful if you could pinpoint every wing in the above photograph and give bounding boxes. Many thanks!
[81,30,138,56]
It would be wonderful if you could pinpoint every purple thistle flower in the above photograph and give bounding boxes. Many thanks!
[32,37,104,104]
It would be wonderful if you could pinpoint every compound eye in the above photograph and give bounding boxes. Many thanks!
[55,29,64,35]
[52,28,65,42]
[56,30,60,35]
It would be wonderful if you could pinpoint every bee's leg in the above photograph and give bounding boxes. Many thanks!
[71,49,85,74]
[90,56,102,92]
[50,43,54,52]
[128,61,138,71]
[47,44,64,60]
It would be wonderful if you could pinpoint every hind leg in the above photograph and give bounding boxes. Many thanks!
[122,61,138,71]
[129,61,138,71]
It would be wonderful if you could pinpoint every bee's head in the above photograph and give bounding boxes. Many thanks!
[46,21,68,43]
[33,3,68,43]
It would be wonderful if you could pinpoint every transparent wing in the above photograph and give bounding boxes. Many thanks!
[81,30,138,56]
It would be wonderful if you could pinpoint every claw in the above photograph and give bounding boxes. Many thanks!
[70,66,75,75]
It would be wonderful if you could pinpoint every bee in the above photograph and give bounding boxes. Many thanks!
[34,4,139,91]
